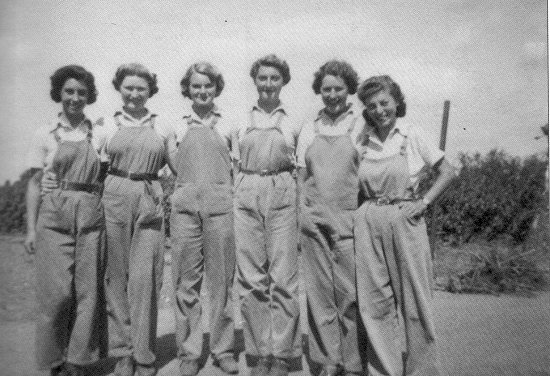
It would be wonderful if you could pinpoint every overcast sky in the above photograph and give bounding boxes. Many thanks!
[0,0,547,183]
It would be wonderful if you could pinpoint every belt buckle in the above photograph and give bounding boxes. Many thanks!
[259,169,270,176]
[376,197,391,205]
[59,180,69,189]
[127,171,138,180]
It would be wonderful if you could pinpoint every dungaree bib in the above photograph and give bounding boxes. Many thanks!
[170,115,236,361]
[300,117,363,373]
[102,113,165,366]
[234,110,301,359]
[35,121,104,369]
[355,134,440,376]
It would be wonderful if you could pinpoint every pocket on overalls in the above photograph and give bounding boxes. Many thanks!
[270,175,296,211]
[235,177,257,212]
[78,193,104,231]
[38,193,71,232]
[171,183,197,214]
[138,182,163,226]
[101,190,127,224]
[204,183,233,216]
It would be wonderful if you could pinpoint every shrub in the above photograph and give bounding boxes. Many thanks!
[422,149,548,245]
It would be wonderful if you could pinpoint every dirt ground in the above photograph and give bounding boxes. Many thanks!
[1,235,549,376]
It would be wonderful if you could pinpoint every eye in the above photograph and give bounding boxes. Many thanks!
[77,89,88,96]
[205,83,215,89]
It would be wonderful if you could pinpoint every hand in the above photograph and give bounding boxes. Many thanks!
[24,231,36,254]
[41,171,58,195]
[398,199,427,220]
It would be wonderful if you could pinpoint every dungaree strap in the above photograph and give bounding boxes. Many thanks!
[85,119,93,142]
[51,125,62,144]
[400,134,408,155]
[346,116,358,134]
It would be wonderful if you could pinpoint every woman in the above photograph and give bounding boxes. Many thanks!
[167,62,238,376]
[296,60,363,376]
[233,54,302,376]
[24,65,105,376]
[355,75,455,376]
[100,63,171,376]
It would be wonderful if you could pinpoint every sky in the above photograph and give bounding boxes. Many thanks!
[0,0,547,183]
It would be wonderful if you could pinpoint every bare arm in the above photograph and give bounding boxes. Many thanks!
[399,158,456,218]
[165,132,178,176]
[24,169,42,254]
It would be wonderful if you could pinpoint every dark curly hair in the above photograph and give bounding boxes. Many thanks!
[112,63,159,97]
[312,60,359,95]
[180,61,225,98]
[50,65,97,104]
[358,75,406,119]
[250,54,291,85]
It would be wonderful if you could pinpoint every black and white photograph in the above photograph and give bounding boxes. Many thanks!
[0,1,548,375]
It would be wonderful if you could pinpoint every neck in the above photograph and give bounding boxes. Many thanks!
[192,103,214,119]
[64,112,85,128]
[123,106,147,120]
[375,124,394,143]
[325,107,346,122]
[257,98,280,114]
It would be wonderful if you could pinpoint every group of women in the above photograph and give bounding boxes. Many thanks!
[25,55,456,376]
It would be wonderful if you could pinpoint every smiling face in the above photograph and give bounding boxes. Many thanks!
[119,75,150,112]
[188,71,216,109]
[363,89,398,130]
[254,65,284,103]
[320,74,349,116]
[61,78,89,117]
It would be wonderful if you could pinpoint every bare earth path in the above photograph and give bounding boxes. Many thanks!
[1,237,549,375]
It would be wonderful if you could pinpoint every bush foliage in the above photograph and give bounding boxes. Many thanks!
[422,149,548,245]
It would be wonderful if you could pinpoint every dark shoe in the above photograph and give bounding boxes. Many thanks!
[269,358,289,376]
[178,359,199,376]
[135,363,157,376]
[250,357,271,376]
[216,356,238,375]
[64,363,85,376]
[50,364,67,376]
[114,356,135,376]
[319,365,344,376]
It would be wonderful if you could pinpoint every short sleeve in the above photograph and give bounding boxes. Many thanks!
[153,116,174,141]
[26,127,49,169]
[410,125,444,168]
[296,121,315,168]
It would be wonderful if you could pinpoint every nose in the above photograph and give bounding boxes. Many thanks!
[329,90,338,99]
[199,85,207,94]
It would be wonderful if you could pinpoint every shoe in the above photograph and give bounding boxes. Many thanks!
[50,364,66,376]
[318,365,344,376]
[178,359,199,376]
[216,356,238,375]
[63,363,85,376]
[114,356,135,376]
[269,358,289,376]
[135,363,157,376]
[250,357,271,376]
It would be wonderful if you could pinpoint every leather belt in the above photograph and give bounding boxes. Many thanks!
[240,167,293,177]
[109,168,158,181]
[60,180,102,194]
[368,197,416,206]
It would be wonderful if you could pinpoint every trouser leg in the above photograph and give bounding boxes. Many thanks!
[393,215,440,376]
[129,219,164,365]
[66,224,103,365]
[104,217,133,360]
[332,214,361,373]
[35,224,75,370]
[301,220,342,367]
[171,211,204,360]
[266,202,301,359]
[203,211,236,359]
[235,201,271,358]
[355,204,404,376]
